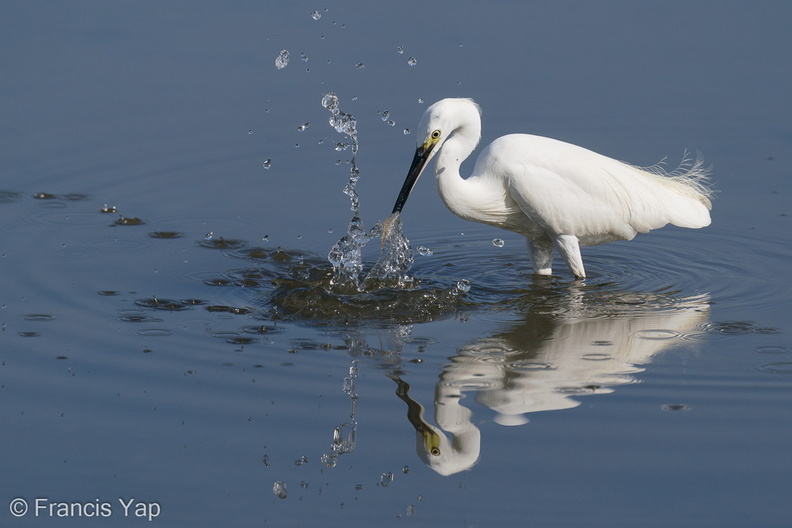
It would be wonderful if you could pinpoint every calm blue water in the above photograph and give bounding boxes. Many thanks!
[2,2,791,527]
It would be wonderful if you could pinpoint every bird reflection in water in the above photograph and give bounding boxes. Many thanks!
[390,285,710,476]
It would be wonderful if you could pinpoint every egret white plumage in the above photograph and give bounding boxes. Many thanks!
[391,98,713,279]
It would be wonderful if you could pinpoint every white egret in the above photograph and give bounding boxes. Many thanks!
[391,98,713,278]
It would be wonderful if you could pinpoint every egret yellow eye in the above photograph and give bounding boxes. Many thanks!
[431,130,441,139]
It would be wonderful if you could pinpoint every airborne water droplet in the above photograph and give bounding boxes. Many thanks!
[355,62,365,69]
[297,123,310,131]
[492,238,505,247]
[272,481,288,499]
[321,92,339,112]
[262,159,272,169]
[396,45,404,54]
[275,49,289,69]
[453,279,471,295]
[407,56,417,66]
[403,128,410,135]
[311,10,321,20]
[417,246,433,256]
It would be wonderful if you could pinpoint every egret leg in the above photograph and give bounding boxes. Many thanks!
[552,235,586,278]
[528,237,554,276]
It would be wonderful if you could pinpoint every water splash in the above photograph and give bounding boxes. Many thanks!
[323,93,370,290]
[363,213,414,289]
[323,93,416,292]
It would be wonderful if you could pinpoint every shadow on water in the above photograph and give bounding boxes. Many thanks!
[195,238,477,325]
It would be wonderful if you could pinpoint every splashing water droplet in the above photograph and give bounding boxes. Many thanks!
[492,238,505,247]
[363,213,414,289]
[403,128,410,135]
[272,481,288,499]
[396,45,404,54]
[275,49,289,69]
[417,246,433,256]
[407,56,417,66]
[379,472,395,487]
[380,110,390,121]
[311,10,321,20]
[204,232,214,240]
[321,453,337,468]
[329,112,357,137]
[355,62,365,69]
[321,92,339,112]
[417,98,424,104]
[452,279,471,295]
[262,159,272,169]
[297,123,310,131]
[300,52,308,62]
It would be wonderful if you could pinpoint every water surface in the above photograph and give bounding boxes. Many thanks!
[2,2,791,527]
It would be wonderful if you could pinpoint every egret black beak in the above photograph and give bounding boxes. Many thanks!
[392,142,435,214]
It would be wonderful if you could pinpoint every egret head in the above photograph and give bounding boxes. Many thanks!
[392,98,481,214]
